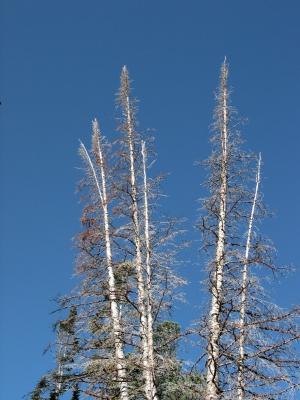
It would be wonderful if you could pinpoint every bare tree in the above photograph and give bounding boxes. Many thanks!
[205,58,230,400]
[237,153,261,400]
[230,156,300,399]
[199,60,300,400]
[199,58,251,399]
[141,140,157,400]
[115,66,185,399]
[116,66,157,399]
[79,119,129,399]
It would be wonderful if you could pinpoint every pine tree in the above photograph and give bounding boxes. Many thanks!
[199,58,252,399]
[115,66,185,399]
[198,59,300,400]
[117,66,155,399]
[79,119,129,399]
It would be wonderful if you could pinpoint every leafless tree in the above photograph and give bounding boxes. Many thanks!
[198,59,300,400]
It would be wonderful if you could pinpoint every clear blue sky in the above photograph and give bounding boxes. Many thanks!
[1,1,300,399]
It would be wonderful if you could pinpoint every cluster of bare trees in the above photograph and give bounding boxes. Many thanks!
[31,61,300,400]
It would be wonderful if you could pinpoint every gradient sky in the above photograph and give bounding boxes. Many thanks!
[1,1,300,399]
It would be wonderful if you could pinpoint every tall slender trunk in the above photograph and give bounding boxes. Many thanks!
[80,133,129,400]
[206,60,229,400]
[123,88,155,400]
[141,141,158,400]
[237,154,261,400]
[56,329,65,394]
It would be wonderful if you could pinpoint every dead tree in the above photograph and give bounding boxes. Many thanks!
[199,60,300,400]
[79,119,129,399]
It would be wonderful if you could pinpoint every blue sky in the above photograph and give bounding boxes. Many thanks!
[1,1,300,399]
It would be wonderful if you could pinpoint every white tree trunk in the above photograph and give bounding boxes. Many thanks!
[56,328,65,394]
[237,154,261,400]
[124,90,155,400]
[206,61,229,400]
[141,141,158,400]
[80,134,129,400]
